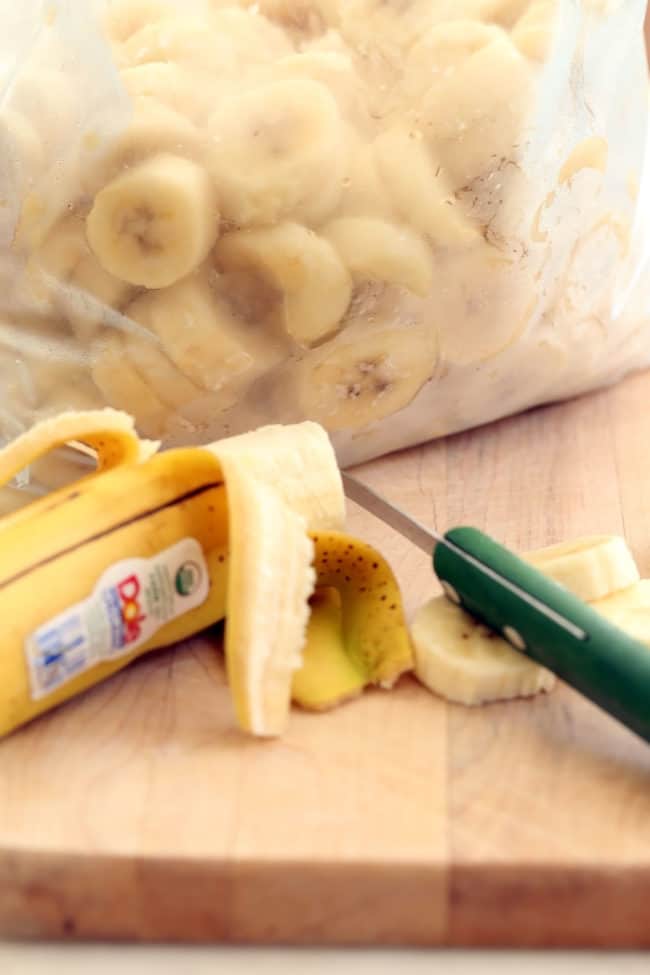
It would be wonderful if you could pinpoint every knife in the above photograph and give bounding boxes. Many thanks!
[342,472,650,744]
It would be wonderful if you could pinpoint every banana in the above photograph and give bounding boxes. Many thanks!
[86,152,219,289]
[411,594,556,707]
[119,16,240,78]
[104,0,178,44]
[122,334,207,412]
[240,0,341,37]
[208,80,347,227]
[293,317,438,432]
[268,50,368,127]
[421,34,532,188]
[292,532,413,710]
[126,271,278,397]
[511,1,557,62]
[82,95,203,193]
[208,6,292,63]
[0,109,44,186]
[10,68,77,151]
[324,217,433,297]
[214,223,353,347]
[374,127,480,248]
[593,581,650,647]
[525,536,639,604]
[119,62,215,123]
[337,135,395,219]
[92,338,172,439]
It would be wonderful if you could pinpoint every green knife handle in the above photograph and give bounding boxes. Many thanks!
[434,527,650,743]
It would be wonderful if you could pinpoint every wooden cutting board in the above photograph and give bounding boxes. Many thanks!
[2,372,650,948]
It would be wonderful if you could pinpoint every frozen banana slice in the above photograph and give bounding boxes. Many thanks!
[209,80,346,227]
[511,1,557,62]
[374,127,480,248]
[120,16,239,78]
[324,217,433,297]
[126,272,273,399]
[338,135,394,219]
[87,153,219,289]
[104,0,177,43]
[82,96,204,192]
[294,319,438,432]
[120,63,214,123]
[240,0,341,37]
[526,536,639,604]
[269,50,368,126]
[123,334,205,411]
[422,35,532,187]
[92,337,170,439]
[402,20,504,104]
[209,6,292,62]
[411,595,556,707]
[215,223,352,347]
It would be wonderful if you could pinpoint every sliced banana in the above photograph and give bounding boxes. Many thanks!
[209,6,292,63]
[374,127,480,248]
[526,536,640,604]
[293,318,438,432]
[119,62,214,123]
[594,581,650,647]
[421,35,532,187]
[209,80,346,227]
[337,134,394,219]
[87,153,219,289]
[120,16,239,78]
[0,109,44,186]
[82,95,204,193]
[268,50,368,126]
[241,0,341,38]
[411,595,556,707]
[402,20,505,105]
[126,271,274,400]
[104,0,178,44]
[123,334,205,411]
[91,337,170,439]
[324,217,433,297]
[511,1,557,62]
[215,223,353,347]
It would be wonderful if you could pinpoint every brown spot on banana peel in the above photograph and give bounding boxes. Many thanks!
[292,531,414,711]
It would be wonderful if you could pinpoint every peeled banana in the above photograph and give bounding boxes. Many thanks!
[0,410,414,741]
[86,153,219,289]
[208,80,346,227]
[525,535,640,604]
[324,217,433,297]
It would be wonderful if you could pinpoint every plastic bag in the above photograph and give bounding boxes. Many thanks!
[1,0,649,481]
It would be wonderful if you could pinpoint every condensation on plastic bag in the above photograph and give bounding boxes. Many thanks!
[0,0,649,486]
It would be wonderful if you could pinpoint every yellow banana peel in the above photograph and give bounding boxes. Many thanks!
[0,409,413,740]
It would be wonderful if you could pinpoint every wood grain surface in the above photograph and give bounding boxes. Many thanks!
[2,373,650,946]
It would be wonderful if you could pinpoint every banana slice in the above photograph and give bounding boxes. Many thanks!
[324,217,433,297]
[82,95,204,193]
[209,6,292,62]
[421,35,532,187]
[241,0,341,37]
[337,135,395,219]
[208,80,346,227]
[402,20,505,105]
[593,581,650,647]
[119,62,214,123]
[374,127,480,248]
[87,153,219,289]
[104,0,178,43]
[120,16,240,78]
[126,271,275,399]
[92,338,171,440]
[511,1,557,62]
[411,595,556,707]
[65,255,135,340]
[123,334,205,412]
[293,318,438,432]
[268,50,368,126]
[215,223,353,347]
[526,536,640,604]
[0,109,44,186]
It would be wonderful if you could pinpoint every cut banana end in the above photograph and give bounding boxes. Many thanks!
[215,223,352,347]
[292,533,413,710]
[294,319,438,432]
[526,535,640,604]
[209,80,346,227]
[92,338,172,440]
[324,218,433,297]
[411,595,556,707]
[87,153,219,289]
